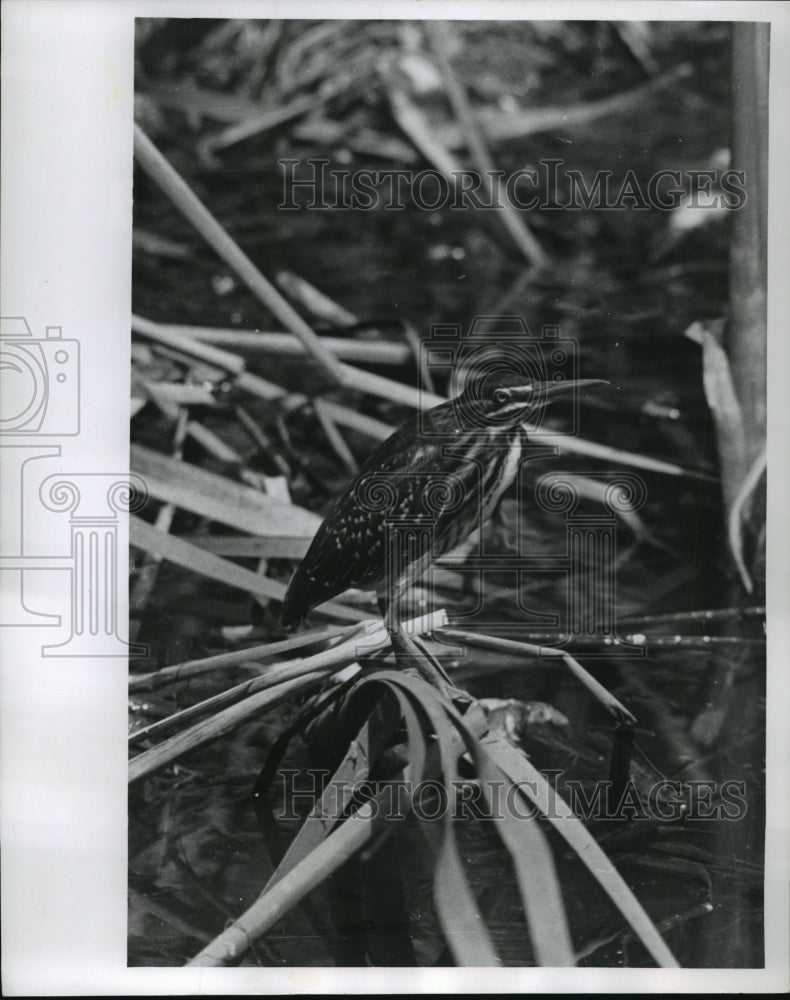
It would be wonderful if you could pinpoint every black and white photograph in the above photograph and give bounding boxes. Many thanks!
[1,1,788,994]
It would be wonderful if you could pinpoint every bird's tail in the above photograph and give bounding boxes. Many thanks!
[279,567,309,629]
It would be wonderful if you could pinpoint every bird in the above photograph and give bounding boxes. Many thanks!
[281,371,606,636]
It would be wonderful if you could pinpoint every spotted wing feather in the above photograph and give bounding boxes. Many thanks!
[280,408,486,626]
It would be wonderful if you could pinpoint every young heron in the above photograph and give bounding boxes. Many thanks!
[281,372,606,656]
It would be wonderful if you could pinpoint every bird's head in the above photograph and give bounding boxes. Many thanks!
[457,370,608,429]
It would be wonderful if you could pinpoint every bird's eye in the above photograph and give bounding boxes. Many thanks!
[494,389,509,405]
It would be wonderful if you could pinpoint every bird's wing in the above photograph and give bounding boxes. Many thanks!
[281,428,484,623]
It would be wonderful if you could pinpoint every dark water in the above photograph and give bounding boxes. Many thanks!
[129,19,764,968]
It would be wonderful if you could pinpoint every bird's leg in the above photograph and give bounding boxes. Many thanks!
[381,592,467,703]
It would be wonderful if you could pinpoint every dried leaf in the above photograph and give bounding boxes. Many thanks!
[131,443,320,538]
[129,514,366,624]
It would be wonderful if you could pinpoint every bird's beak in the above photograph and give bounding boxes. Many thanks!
[529,378,609,402]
